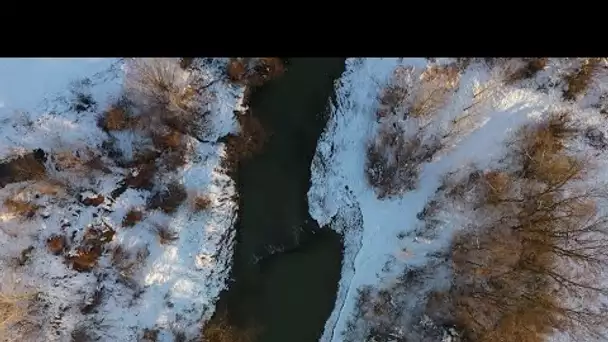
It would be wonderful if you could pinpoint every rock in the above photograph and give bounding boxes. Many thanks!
[585,127,608,150]
[81,193,105,206]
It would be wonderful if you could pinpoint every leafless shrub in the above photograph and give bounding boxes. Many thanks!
[140,328,159,342]
[124,58,212,142]
[504,58,548,85]
[152,224,178,245]
[191,194,213,212]
[365,125,442,199]
[147,182,187,214]
[70,91,97,113]
[341,261,449,342]
[421,114,608,341]
[111,244,149,288]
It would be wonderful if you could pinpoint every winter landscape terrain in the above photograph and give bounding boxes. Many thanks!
[0,58,246,341]
[310,57,608,342]
[2,57,608,342]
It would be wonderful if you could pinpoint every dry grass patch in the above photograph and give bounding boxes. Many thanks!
[563,58,601,101]
[3,198,38,220]
[0,292,37,336]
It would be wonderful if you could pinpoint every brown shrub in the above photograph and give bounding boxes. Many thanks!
[125,162,157,190]
[147,182,187,214]
[98,106,129,131]
[152,224,178,245]
[409,63,460,118]
[202,311,258,342]
[421,116,608,341]
[227,59,247,82]
[69,247,103,272]
[46,235,67,255]
[68,224,115,272]
[191,194,212,212]
[247,57,285,86]
[152,129,183,151]
[511,112,580,185]
[124,58,212,144]
[123,209,144,227]
[223,113,268,171]
[563,58,601,101]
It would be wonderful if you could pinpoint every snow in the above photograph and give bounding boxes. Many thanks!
[0,58,243,341]
[309,58,608,341]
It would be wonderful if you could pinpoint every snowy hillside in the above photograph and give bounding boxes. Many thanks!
[0,58,244,342]
[310,58,608,341]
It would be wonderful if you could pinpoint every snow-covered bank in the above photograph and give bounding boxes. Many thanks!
[309,58,608,341]
[0,58,243,341]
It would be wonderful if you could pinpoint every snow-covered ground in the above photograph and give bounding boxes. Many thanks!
[309,58,608,341]
[0,58,244,341]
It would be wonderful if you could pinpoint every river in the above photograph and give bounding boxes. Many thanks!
[211,58,347,342]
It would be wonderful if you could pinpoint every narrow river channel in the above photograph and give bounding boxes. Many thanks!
[212,58,347,342]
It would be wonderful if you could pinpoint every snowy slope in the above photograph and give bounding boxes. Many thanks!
[0,58,244,342]
[309,58,608,341]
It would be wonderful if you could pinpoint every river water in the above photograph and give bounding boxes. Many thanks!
[212,58,347,342]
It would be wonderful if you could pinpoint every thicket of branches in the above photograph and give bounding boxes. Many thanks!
[347,111,608,342]
[366,63,460,198]
[422,112,608,341]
